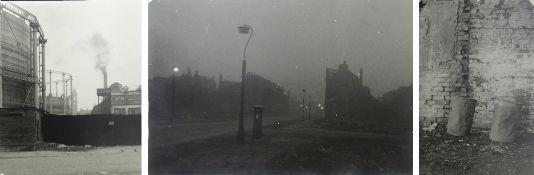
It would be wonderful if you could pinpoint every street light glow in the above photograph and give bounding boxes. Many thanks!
[172,66,179,72]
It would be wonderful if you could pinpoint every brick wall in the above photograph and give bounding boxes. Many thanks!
[421,0,534,128]
[420,0,468,125]
[0,108,41,151]
[469,0,534,128]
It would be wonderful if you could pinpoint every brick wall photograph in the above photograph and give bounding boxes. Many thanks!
[420,0,468,125]
[420,0,534,174]
[420,0,534,128]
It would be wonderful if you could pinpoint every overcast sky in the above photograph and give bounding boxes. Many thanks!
[149,0,412,101]
[14,0,141,110]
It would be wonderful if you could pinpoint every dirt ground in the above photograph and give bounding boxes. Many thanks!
[0,145,141,175]
[150,120,412,174]
[420,123,534,175]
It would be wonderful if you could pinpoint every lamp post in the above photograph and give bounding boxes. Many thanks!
[171,66,179,123]
[308,95,312,120]
[237,24,253,142]
[302,89,306,121]
[317,103,322,119]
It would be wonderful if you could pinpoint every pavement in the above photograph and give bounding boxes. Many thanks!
[0,146,141,175]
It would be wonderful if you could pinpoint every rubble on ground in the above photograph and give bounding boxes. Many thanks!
[35,142,95,152]
[420,122,534,174]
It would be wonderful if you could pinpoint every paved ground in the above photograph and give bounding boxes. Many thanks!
[149,118,412,174]
[0,146,141,175]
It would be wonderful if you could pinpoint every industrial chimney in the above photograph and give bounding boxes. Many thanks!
[102,67,108,88]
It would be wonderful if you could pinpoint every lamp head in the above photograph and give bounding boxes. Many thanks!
[238,25,251,34]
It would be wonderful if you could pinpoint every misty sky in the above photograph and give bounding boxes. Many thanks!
[14,0,141,110]
[149,0,412,101]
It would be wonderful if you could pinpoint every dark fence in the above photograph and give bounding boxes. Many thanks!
[42,114,141,146]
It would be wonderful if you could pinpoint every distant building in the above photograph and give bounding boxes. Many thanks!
[47,95,71,114]
[218,72,290,115]
[149,68,290,119]
[46,89,77,115]
[77,108,92,115]
[92,82,141,115]
[325,61,377,119]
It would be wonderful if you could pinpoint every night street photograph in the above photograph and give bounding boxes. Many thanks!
[148,0,412,174]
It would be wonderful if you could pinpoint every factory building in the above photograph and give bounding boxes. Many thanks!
[93,82,141,115]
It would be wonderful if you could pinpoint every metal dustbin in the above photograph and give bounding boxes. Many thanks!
[253,105,264,139]
[490,98,522,142]
[447,96,477,136]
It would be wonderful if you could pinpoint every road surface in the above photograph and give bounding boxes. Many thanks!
[0,146,140,175]
[149,115,298,148]
[149,119,412,174]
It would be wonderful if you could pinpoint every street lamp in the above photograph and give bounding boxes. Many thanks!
[301,89,306,121]
[308,95,312,120]
[237,24,253,142]
[170,66,179,123]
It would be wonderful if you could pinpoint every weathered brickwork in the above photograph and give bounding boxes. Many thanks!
[421,0,534,128]
[469,0,534,127]
[420,0,469,125]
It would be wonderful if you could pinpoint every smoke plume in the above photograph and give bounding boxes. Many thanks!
[88,33,110,76]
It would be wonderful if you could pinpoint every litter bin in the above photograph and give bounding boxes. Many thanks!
[253,105,264,139]
[490,98,522,142]
[447,96,477,136]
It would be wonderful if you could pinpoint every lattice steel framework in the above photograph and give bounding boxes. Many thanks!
[45,70,74,114]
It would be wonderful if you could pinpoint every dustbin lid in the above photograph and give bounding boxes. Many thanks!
[495,96,522,105]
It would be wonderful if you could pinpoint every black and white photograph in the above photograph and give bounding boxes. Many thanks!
[0,1,141,174]
[420,0,534,174]
[148,0,413,174]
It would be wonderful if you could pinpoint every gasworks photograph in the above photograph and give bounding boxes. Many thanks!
[148,0,412,174]
[0,1,141,174]
[420,0,534,174]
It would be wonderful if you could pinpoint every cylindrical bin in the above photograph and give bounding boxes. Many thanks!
[252,105,264,139]
[490,99,522,142]
[447,96,477,136]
